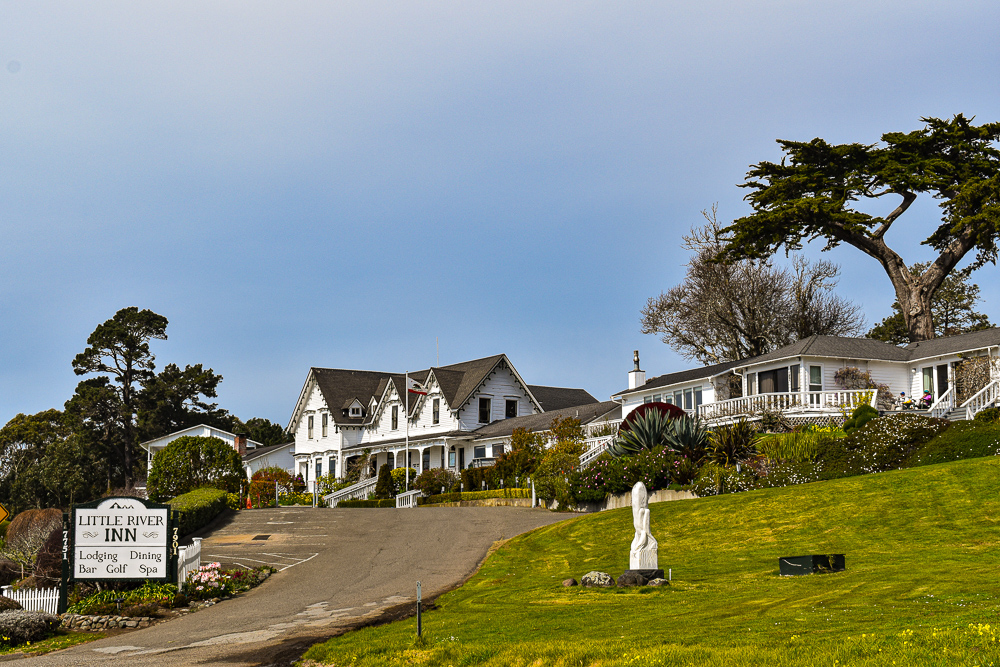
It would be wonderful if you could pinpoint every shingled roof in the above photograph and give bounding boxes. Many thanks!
[616,329,1000,397]
[526,385,598,411]
[471,401,620,440]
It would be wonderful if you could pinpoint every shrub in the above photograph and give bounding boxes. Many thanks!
[460,466,494,492]
[757,431,842,462]
[420,488,530,505]
[843,404,879,433]
[390,467,418,494]
[532,451,580,509]
[493,428,544,481]
[608,409,673,457]
[168,487,229,536]
[0,509,61,582]
[759,409,794,433]
[147,436,244,501]
[572,447,696,503]
[815,414,950,479]
[225,493,243,511]
[707,419,760,466]
[373,463,394,499]
[691,462,758,496]
[908,420,1000,467]
[0,596,22,611]
[413,468,458,496]
[337,499,396,508]
[316,473,342,495]
[974,407,1000,423]
[248,467,292,508]
[68,581,179,614]
[184,562,273,600]
[0,610,60,646]
[279,492,313,505]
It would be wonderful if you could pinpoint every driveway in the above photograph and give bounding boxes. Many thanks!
[19,506,571,666]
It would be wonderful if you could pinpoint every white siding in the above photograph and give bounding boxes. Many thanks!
[294,380,342,459]
[457,364,534,430]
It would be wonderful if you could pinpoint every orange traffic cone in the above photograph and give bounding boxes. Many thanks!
[246,497,252,510]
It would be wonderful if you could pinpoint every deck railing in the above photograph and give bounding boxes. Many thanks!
[699,389,876,423]
[324,476,379,507]
[395,490,422,508]
[929,387,954,419]
[962,380,1000,420]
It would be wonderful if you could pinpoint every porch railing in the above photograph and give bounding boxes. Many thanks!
[584,419,622,438]
[699,389,876,422]
[579,434,616,468]
[324,476,379,507]
[962,380,1000,420]
[395,490,422,508]
[929,387,954,419]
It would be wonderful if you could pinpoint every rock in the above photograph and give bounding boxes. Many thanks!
[562,578,578,587]
[580,571,614,588]
[0,595,23,611]
[616,571,648,587]
[647,578,670,586]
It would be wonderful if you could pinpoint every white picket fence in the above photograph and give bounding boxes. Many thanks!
[1,585,59,615]
[177,537,203,584]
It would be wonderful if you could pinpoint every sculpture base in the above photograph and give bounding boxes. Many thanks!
[626,568,663,580]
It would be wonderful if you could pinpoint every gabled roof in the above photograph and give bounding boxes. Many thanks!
[616,329,1000,397]
[613,359,743,398]
[243,442,294,462]
[310,368,394,426]
[904,327,1000,361]
[139,424,264,451]
[526,385,598,411]
[471,401,620,440]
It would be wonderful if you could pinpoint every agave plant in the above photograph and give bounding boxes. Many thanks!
[607,409,673,458]
[663,416,711,462]
[707,418,760,466]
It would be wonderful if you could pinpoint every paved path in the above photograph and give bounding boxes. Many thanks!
[20,506,570,666]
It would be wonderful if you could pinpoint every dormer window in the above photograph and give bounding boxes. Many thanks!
[350,406,362,417]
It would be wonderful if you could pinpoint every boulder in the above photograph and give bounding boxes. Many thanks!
[647,578,670,586]
[580,571,614,588]
[562,578,578,587]
[0,595,22,611]
[616,571,648,587]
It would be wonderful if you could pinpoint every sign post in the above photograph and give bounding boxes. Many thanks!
[62,497,179,610]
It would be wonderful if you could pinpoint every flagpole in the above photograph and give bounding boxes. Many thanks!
[405,371,409,493]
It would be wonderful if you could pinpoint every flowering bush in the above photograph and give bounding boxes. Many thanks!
[413,467,458,496]
[572,447,696,503]
[815,414,950,479]
[184,562,274,600]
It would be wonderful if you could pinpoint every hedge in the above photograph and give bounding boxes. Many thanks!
[421,488,530,505]
[336,499,396,508]
[168,487,230,536]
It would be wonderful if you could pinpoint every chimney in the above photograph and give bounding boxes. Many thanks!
[234,433,247,457]
[628,350,646,390]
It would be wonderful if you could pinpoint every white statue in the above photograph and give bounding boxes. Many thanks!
[629,481,658,570]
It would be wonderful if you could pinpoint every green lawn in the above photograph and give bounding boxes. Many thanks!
[303,456,1000,666]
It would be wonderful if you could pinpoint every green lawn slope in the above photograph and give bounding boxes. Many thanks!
[304,456,1000,666]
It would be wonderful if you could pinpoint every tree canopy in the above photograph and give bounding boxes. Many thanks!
[642,208,864,364]
[146,435,244,501]
[717,114,1000,342]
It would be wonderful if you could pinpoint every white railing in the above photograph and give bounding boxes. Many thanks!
[395,490,422,508]
[584,419,622,438]
[699,389,876,422]
[579,434,615,468]
[324,476,379,507]
[1,585,59,615]
[929,387,954,419]
[962,380,1000,420]
[177,537,202,584]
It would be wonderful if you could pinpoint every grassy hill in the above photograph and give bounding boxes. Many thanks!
[304,456,1000,666]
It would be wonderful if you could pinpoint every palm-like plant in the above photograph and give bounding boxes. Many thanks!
[707,418,760,466]
[664,416,711,462]
[607,409,673,458]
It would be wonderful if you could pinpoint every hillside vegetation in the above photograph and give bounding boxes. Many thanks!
[305,455,1000,666]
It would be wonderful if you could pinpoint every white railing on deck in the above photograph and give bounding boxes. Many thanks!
[584,419,622,438]
[395,490,422,508]
[324,476,379,507]
[929,387,954,419]
[962,380,1000,420]
[579,434,615,468]
[177,537,202,584]
[1,585,58,615]
[699,389,876,422]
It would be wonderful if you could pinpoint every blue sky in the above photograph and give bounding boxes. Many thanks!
[2,1,998,428]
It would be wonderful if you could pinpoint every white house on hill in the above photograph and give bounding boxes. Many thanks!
[139,424,295,482]
[286,354,599,492]
[615,328,1000,426]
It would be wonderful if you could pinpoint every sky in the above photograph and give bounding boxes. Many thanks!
[2,1,999,429]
